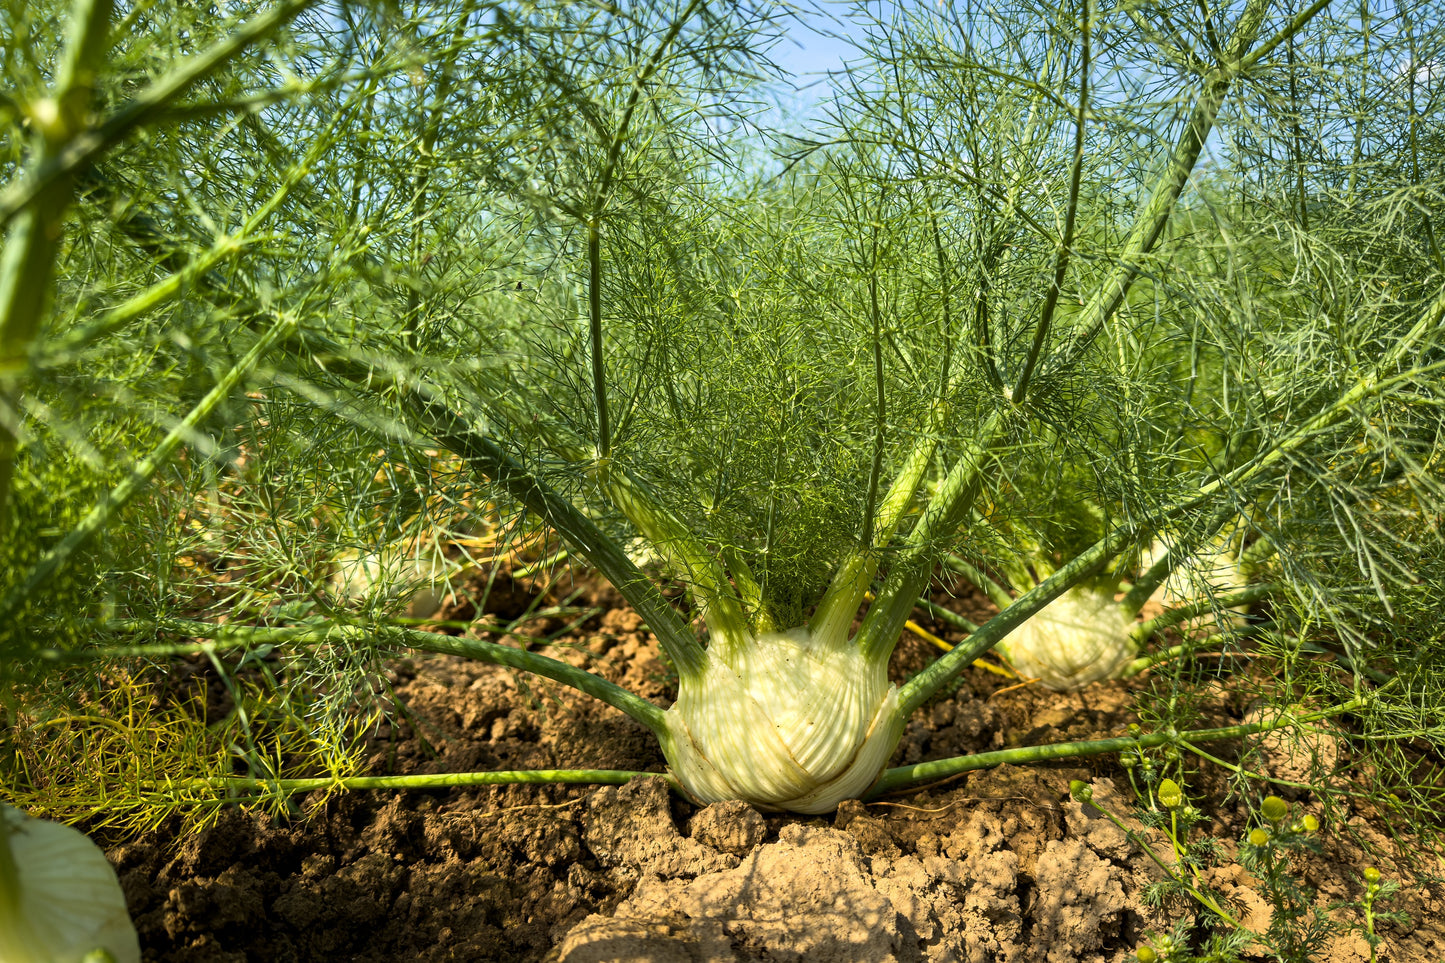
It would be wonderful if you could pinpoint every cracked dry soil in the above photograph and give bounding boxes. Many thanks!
[107,574,1444,962]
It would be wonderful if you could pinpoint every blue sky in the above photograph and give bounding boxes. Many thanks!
[760,2,880,118]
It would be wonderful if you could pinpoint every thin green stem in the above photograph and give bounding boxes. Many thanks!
[1178,738,1322,793]
[929,210,960,397]
[1010,0,1089,405]
[588,218,610,458]
[584,0,705,460]
[943,552,1015,611]
[1130,583,1275,644]
[152,769,673,795]
[1122,620,1277,677]
[913,595,979,634]
[860,219,888,548]
[1088,791,1246,931]
[593,0,704,203]
[86,617,669,736]
[869,700,1362,796]
[0,0,323,228]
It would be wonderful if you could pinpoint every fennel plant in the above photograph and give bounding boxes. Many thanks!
[1,0,1442,828]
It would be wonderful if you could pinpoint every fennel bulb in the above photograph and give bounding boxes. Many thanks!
[660,627,905,815]
[329,541,457,619]
[997,586,1135,692]
[0,805,140,963]
[1143,531,1249,610]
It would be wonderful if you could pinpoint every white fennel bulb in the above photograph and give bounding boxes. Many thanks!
[660,627,905,815]
[1144,533,1249,609]
[998,586,1135,692]
[329,541,457,619]
[0,805,140,963]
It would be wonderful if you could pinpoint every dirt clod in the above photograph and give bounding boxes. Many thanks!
[688,800,767,856]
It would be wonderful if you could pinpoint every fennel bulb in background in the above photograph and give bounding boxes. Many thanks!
[995,586,1136,691]
[329,540,460,620]
[0,805,139,963]
[1144,528,1253,613]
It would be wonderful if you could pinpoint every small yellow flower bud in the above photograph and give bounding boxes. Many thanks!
[1364,867,1381,884]
[1301,814,1319,832]
[1249,827,1271,847]
[1261,795,1288,823]
[1137,946,1158,963]
[1157,778,1183,809]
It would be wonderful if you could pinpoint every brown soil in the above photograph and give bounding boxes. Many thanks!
[105,574,1444,962]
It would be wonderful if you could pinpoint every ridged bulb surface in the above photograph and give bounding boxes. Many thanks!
[0,804,141,963]
[999,587,1135,691]
[662,627,904,814]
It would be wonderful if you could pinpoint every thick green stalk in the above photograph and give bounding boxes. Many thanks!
[0,314,291,625]
[1119,536,1190,618]
[859,0,1298,684]
[1058,0,1271,367]
[1194,357,1445,512]
[869,729,1222,797]
[406,623,668,736]
[857,0,1308,652]
[912,595,978,634]
[395,385,708,681]
[853,410,1004,662]
[1236,0,1335,71]
[811,401,946,649]
[0,0,114,533]
[439,371,745,650]
[597,465,749,658]
[1117,507,1237,618]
